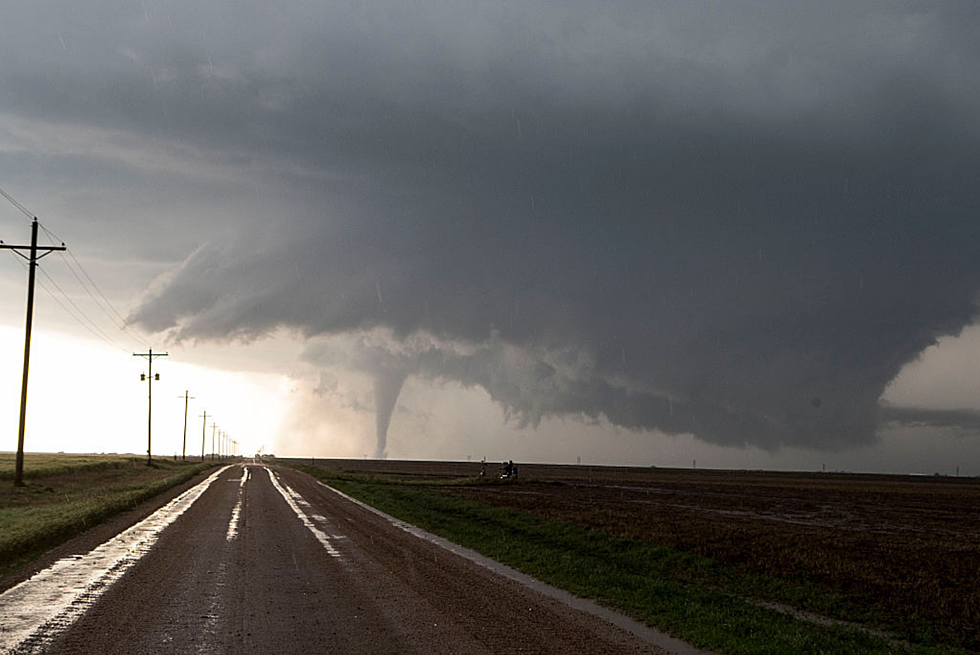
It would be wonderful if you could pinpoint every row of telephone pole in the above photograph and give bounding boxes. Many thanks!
[133,355,239,466]
[194,407,238,463]
[3,200,240,485]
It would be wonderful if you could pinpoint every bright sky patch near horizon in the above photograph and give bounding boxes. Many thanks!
[2,2,980,475]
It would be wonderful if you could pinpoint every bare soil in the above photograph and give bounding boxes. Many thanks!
[307,459,980,646]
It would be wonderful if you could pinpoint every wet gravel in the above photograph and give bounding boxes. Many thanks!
[5,464,668,654]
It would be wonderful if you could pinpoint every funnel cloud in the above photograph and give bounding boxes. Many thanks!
[373,368,409,460]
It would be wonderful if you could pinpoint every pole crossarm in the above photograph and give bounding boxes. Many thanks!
[0,242,66,255]
[133,351,170,360]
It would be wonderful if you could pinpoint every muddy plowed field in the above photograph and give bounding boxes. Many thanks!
[303,459,980,647]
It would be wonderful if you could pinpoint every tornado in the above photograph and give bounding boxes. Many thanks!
[373,369,408,459]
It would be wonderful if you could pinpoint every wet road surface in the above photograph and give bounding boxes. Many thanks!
[1,464,672,654]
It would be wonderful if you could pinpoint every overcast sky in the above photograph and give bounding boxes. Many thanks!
[2,1,980,473]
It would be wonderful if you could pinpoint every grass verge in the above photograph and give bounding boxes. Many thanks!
[292,465,970,655]
[0,454,217,575]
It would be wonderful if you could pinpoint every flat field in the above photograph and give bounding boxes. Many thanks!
[0,452,140,480]
[303,459,980,652]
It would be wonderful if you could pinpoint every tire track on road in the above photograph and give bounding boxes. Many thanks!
[266,468,346,560]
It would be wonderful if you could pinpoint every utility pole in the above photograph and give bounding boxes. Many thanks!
[0,218,65,487]
[200,410,209,461]
[134,349,168,466]
[211,422,218,461]
[178,391,194,461]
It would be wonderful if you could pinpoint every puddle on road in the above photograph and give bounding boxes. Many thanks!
[0,466,232,655]
[266,469,346,560]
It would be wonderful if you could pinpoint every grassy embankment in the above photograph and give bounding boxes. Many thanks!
[290,465,971,655]
[0,453,217,575]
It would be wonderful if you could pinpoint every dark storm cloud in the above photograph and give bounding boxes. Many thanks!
[5,2,980,450]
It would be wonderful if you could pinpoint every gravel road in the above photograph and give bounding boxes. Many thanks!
[3,464,672,654]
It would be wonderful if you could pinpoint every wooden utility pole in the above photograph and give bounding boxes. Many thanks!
[200,410,209,461]
[178,391,194,461]
[134,349,168,466]
[0,218,65,486]
[211,422,218,461]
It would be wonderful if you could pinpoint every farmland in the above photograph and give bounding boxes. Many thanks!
[298,459,980,653]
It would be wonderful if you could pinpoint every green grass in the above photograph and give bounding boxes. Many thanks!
[0,453,136,480]
[0,454,218,575]
[292,466,970,655]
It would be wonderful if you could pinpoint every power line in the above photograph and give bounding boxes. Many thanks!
[36,265,131,352]
[5,249,136,354]
[0,186,36,221]
[63,252,153,348]
[37,274,130,352]
[38,221,153,349]
[1,194,152,354]
[35,221,63,244]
